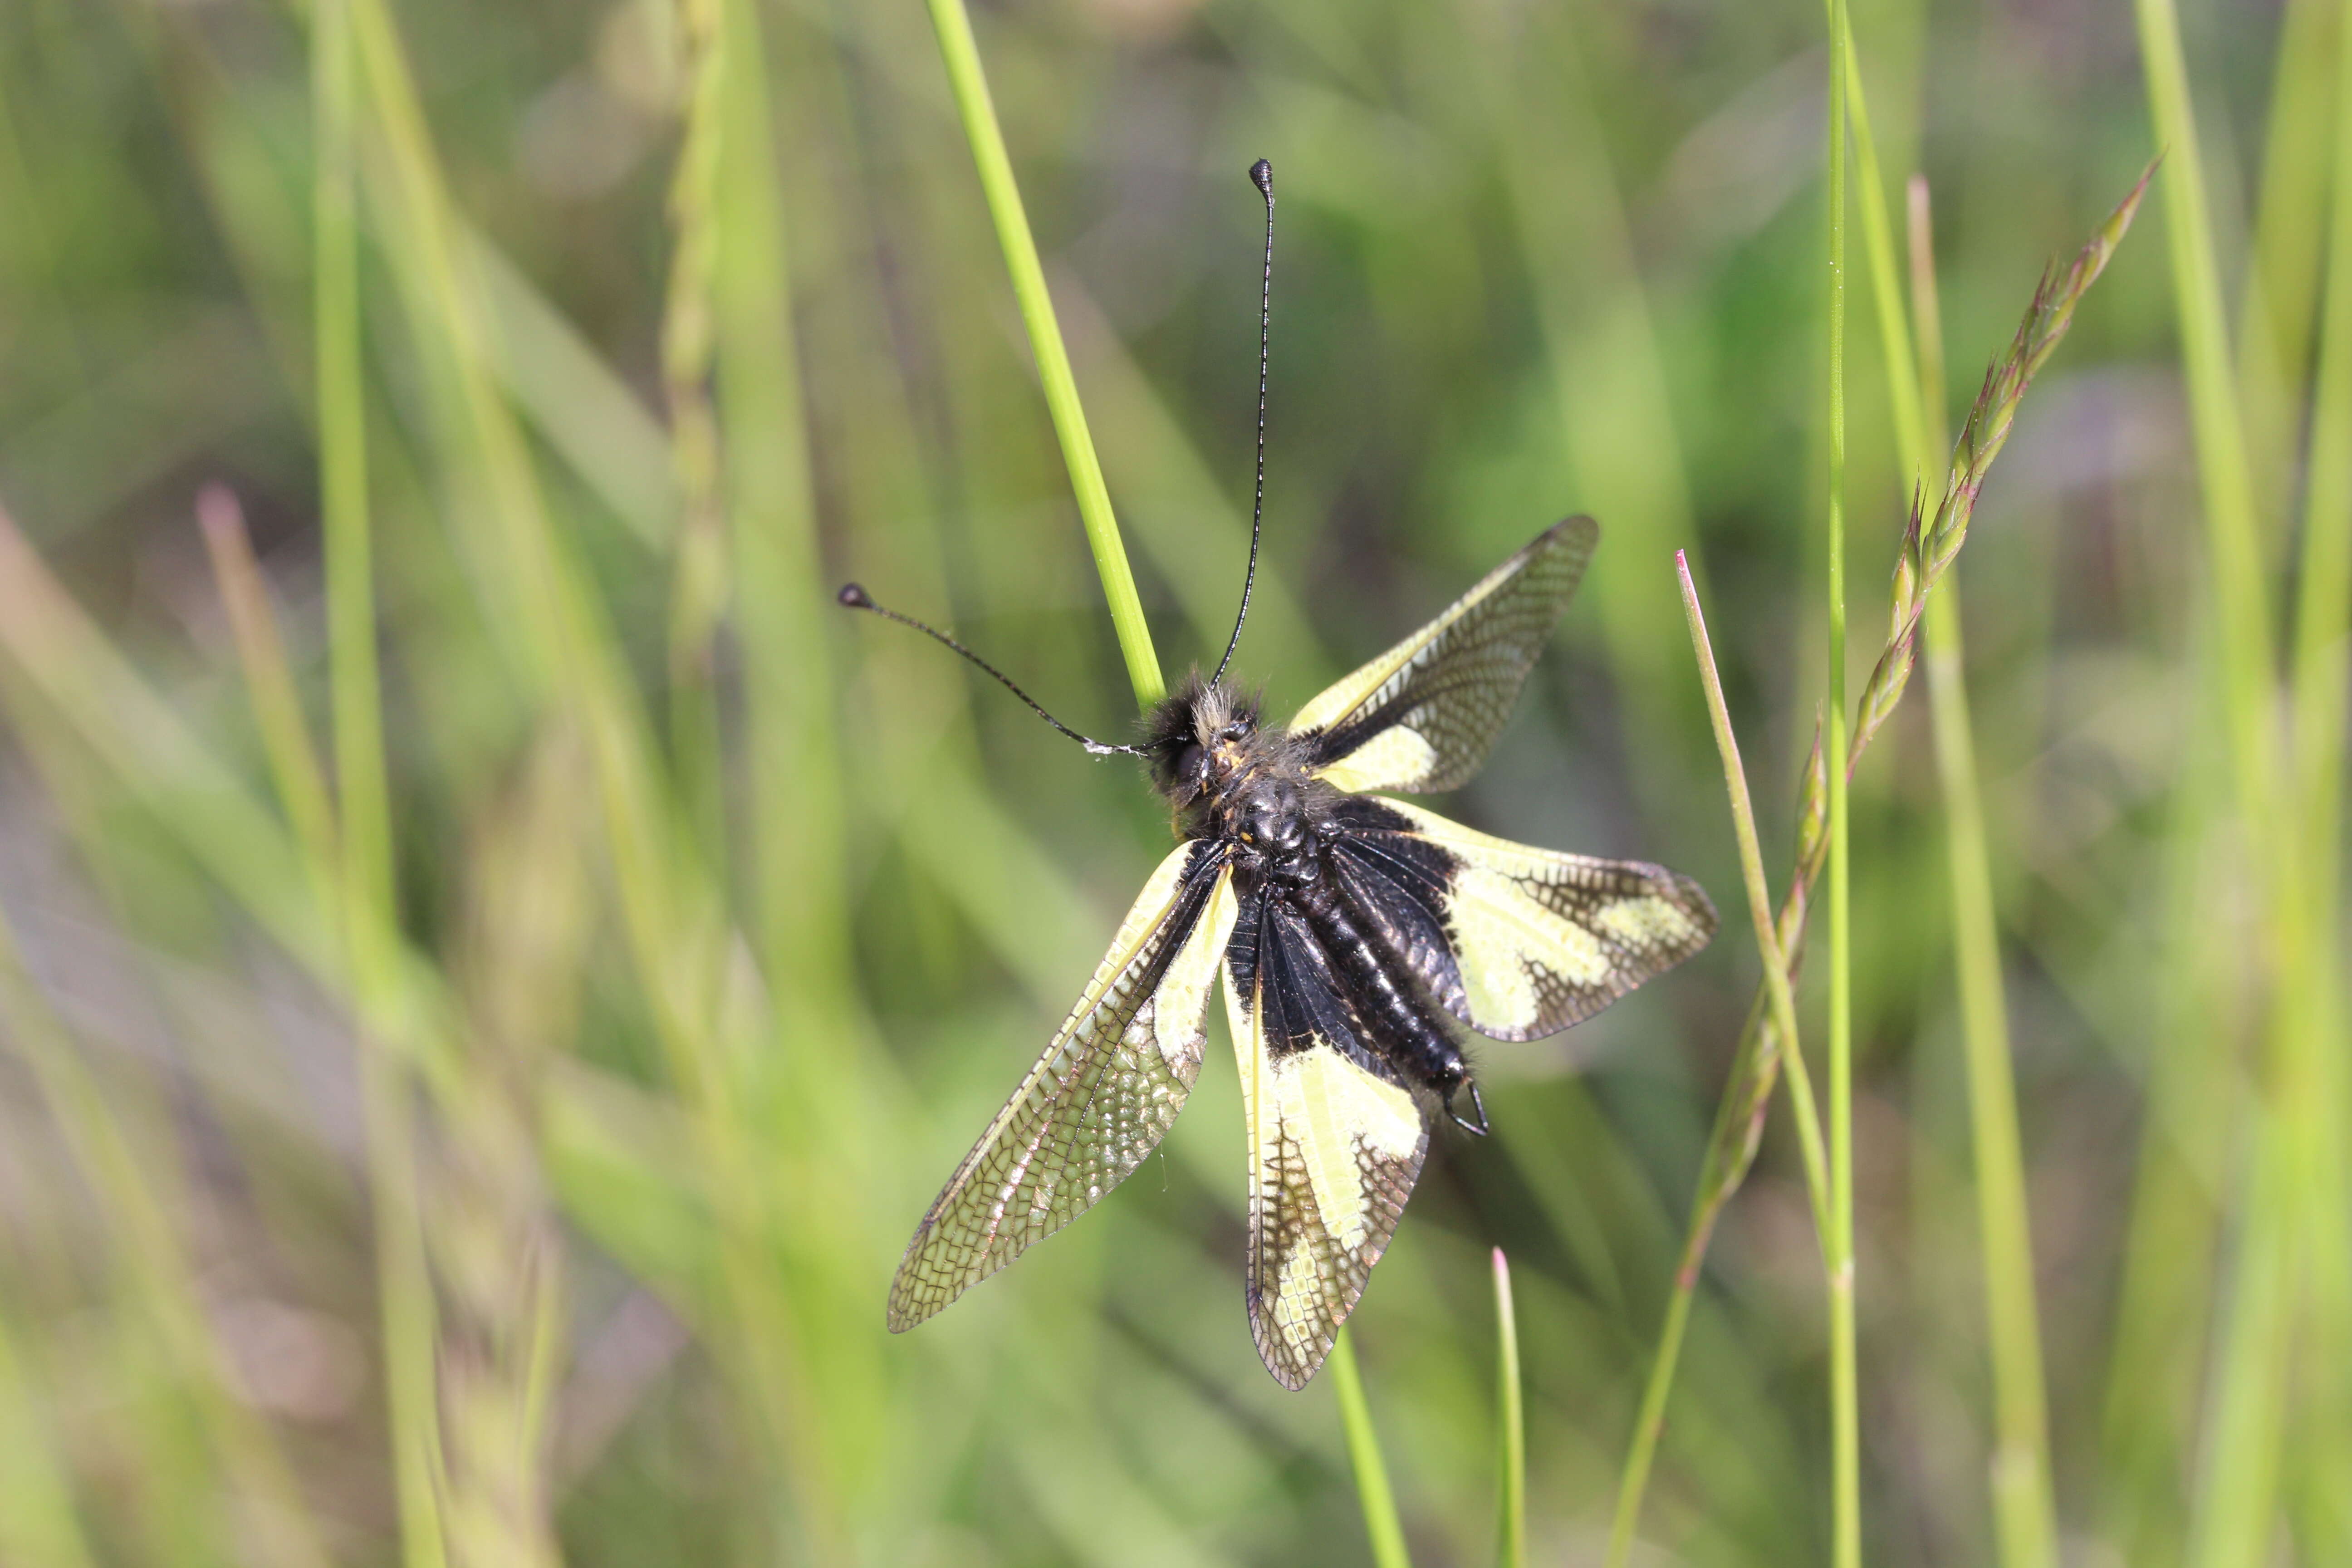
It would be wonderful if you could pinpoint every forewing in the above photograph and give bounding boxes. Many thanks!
[888,841,1238,1331]
[1289,515,1598,794]
[1222,894,1432,1389]
[1328,796,1716,1042]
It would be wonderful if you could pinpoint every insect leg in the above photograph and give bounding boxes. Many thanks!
[1449,1079,1490,1137]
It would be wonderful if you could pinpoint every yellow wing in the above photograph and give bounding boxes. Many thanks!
[1289,516,1597,794]
[1326,796,1716,1042]
[1223,894,1431,1389]
[888,841,1239,1331]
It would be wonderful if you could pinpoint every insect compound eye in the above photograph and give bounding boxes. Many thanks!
[1174,741,1207,783]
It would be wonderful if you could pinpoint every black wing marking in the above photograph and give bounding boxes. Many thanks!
[1328,796,1716,1042]
[1288,515,1598,794]
[1223,892,1431,1389]
[888,841,1237,1331]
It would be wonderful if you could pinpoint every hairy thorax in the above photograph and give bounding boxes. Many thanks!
[1144,675,1338,888]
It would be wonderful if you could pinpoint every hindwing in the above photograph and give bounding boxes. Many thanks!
[1223,892,1432,1389]
[1289,515,1597,794]
[888,840,1238,1331]
[1328,796,1716,1042]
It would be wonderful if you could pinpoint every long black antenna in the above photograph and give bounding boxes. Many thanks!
[837,584,1144,757]
[1211,157,1276,687]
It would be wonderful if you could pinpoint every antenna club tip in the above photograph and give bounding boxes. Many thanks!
[837,583,873,609]
[1248,158,1273,199]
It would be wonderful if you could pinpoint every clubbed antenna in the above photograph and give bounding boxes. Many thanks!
[837,584,1143,757]
[1211,158,1277,688]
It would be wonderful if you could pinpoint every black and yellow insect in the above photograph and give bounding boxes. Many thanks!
[840,161,1715,1389]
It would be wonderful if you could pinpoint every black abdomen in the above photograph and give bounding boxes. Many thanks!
[1291,872,1466,1094]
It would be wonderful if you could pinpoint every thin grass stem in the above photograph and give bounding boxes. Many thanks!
[1922,590,2058,1567]
[2132,2,2306,1559]
[2283,5,2352,1540]
[194,485,338,882]
[1330,1328,1412,1568]
[1493,1250,1524,1568]
[1839,29,1925,485]
[1608,1267,1694,1568]
[2096,626,2235,1560]
[1676,552,1830,1241]
[2129,0,2277,898]
[1846,33,2063,1545]
[2239,0,2340,536]
[662,0,729,858]
[921,10,1425,1546]
[1898,183,2059,1568]
[1909,180,1949,461]
[1823,0,1861,1559]
[2290,0,2352,1003]
[921,0,1161,708]
[317,0,448,1558]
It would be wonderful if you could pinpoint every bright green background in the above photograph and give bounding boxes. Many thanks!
[0,0,2337,1563]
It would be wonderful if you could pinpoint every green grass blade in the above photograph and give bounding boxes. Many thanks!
[2189,1137,2296,1568]
[1493,1250,1524,1568]
[2240,0,2340,534]
[662,0,727,859]
[1329,1329,1412,1568]
[1822,0,1860,1559]
[1923,602,2057,1568]
[1903,184,2059,1568]
[2131,0,2277,850]
[317,0,447,1558]
[2284,5,2352,1544]
[318,1,386,931]
[2131,2,2304,1561]
[1839,30,1925,492]
[921,0,1161,708]
[2292,0,2352,1046]
[710,0,852,995]
[1846,21,2063,1545]
[2097,630,2236,1563]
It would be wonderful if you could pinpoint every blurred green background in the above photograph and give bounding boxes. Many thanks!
[0,0,2339,1563]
